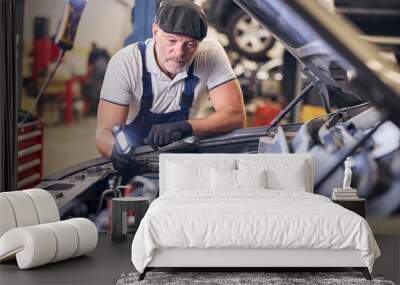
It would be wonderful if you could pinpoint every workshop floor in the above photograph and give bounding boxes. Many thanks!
[43,115,100,177]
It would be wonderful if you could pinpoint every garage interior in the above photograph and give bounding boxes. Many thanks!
[1,0,400,284]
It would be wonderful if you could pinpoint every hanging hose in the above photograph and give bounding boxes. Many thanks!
[19,0,88,127]
[18,50,66,127]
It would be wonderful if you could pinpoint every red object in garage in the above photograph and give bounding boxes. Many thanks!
[32,38,60,80]
[63,76,87,124]
[253,101,282,126]
[17,120,44,189]
[32,38,52,79]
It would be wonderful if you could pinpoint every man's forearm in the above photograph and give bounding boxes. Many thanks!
[188,108,246,136]
[95,129,115,158]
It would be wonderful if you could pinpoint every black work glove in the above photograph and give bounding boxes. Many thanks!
[146,121,193,150]
[110,144,140,173]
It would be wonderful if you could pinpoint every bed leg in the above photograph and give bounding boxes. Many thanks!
[362,268,372,280]
[138,268,148,281]
[354,267,371,280]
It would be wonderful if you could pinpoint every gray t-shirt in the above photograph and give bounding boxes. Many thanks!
[100,38,236,124]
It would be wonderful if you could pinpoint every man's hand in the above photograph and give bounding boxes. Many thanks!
[146,121,192,149]
[110,144,140,173]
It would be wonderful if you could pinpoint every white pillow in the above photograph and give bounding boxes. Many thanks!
[211,168,236,190]
[236,169,267,189]
[238,159,309,192]
[211,168,267,191]
[167,160,235,192]
[267,164,307,191]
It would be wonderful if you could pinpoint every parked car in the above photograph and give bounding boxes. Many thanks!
[202,0,276,61]
[203,0,400,62]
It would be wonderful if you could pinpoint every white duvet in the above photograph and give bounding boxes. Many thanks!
[131,190,380,273]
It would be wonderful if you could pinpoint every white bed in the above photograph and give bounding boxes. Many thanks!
[131,154,380,280]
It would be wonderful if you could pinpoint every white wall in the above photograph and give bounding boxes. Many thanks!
[24,0,133,76]
[75,0,133,52]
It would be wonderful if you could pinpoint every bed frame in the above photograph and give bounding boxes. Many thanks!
[137,154,372,281]
[139,248,371,280]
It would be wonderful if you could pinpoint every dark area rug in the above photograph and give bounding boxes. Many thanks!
[116,271,396,285]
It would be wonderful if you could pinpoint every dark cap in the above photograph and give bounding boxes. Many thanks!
[155,0,208,41]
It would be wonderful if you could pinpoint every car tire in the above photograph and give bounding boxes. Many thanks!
[226,8,275,61]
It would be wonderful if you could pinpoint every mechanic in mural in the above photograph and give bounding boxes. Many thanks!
[95,0,246,172]
[82,42,110,115]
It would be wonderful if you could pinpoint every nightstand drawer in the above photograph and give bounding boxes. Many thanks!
[332,199,366,218]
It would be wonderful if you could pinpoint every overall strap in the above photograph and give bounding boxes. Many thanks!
[180,61,198,114]
[137,42,153,112]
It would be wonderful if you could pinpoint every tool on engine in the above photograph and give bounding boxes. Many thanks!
[112,124,179,152]
[112,125,131,155]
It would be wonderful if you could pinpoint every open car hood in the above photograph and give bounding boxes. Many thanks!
[233,0,400,126]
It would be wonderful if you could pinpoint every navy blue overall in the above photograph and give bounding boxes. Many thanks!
[124,42,198,147]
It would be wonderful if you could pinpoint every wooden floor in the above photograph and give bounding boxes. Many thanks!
[0,234,134,285]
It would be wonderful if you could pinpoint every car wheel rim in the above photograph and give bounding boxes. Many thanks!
[233,14,273,53]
